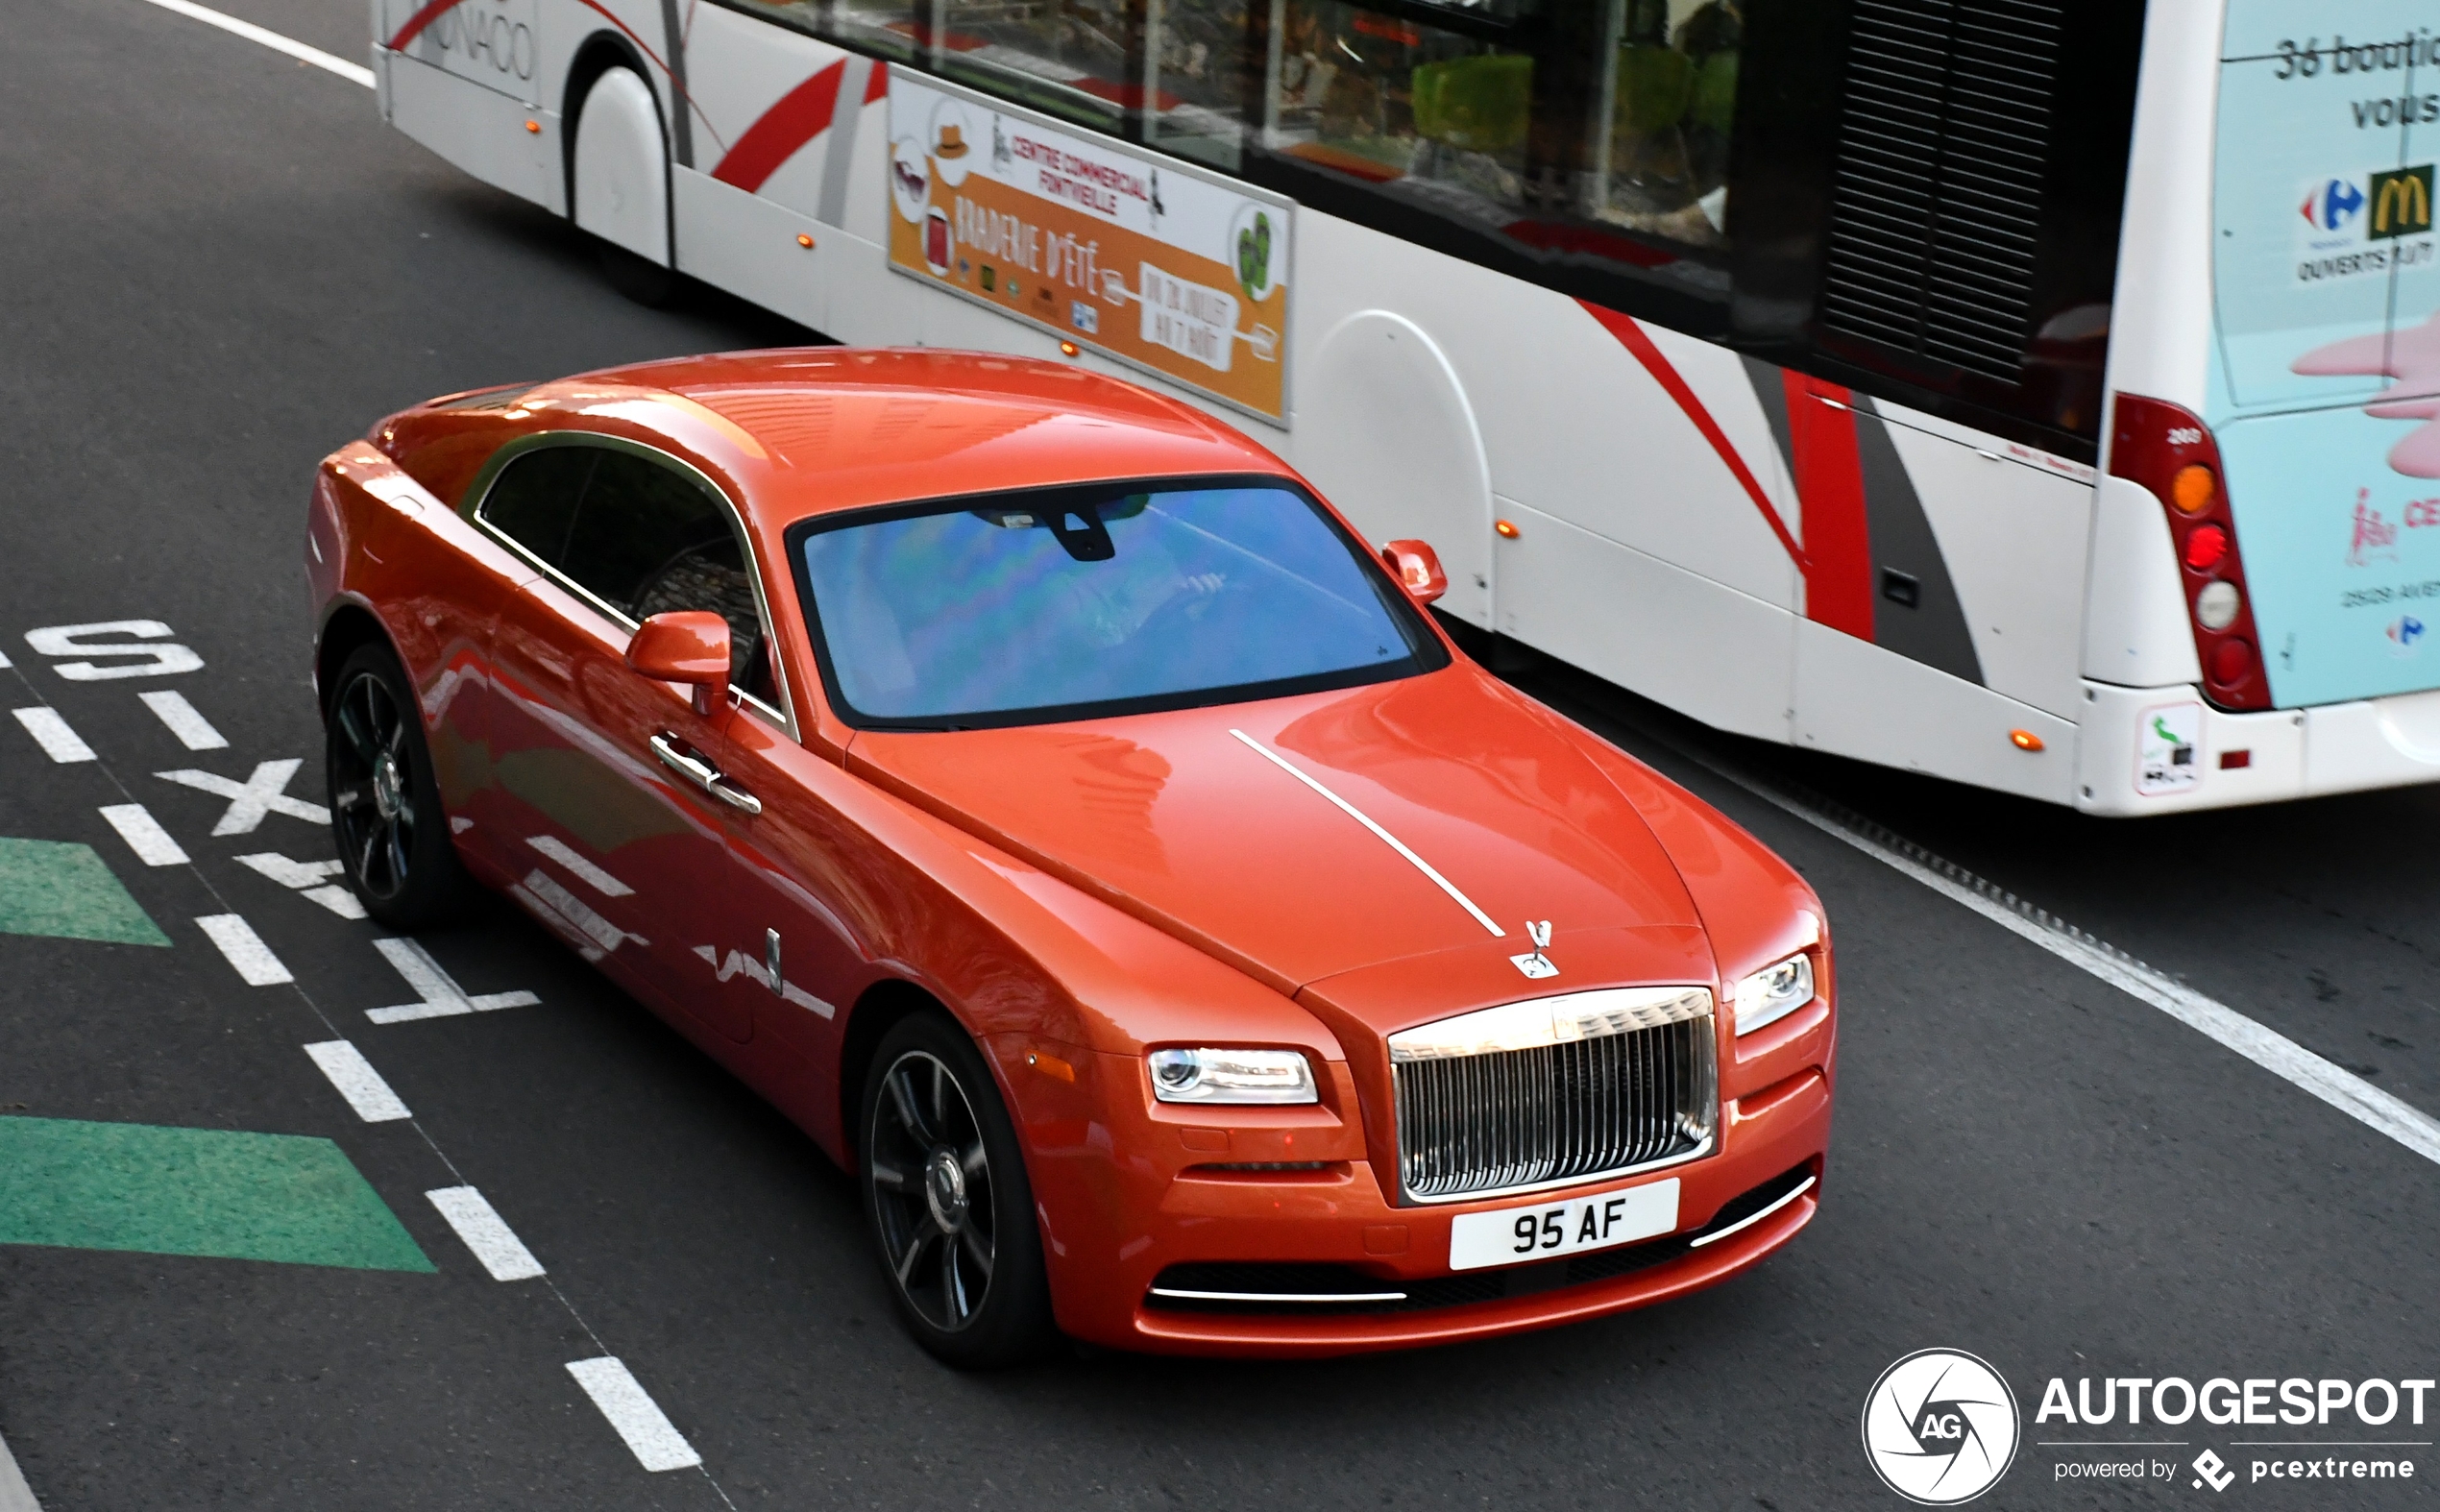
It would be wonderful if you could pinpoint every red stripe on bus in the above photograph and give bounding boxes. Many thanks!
[866,59,891,104]
[384,0,463,50]
[711,61,846,191]
[1780,372,1875,640]
[1577,301,1806,570]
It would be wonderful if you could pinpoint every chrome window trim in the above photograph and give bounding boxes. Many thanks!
[461,429,800,741]
[1387,986,1715,1063]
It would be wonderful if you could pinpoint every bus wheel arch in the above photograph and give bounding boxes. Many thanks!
[565,43,676,305]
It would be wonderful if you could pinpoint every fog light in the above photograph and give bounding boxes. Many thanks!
[1147,1048,1317,1104]
[2195,579,2242,630]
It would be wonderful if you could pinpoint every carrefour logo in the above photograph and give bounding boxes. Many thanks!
[2303,176,2366,231]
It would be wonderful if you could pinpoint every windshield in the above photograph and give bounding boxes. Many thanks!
[792,478,1447,727]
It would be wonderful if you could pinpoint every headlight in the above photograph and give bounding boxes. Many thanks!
[1732,953,1815,1036]
[1146,1047,1317,1104]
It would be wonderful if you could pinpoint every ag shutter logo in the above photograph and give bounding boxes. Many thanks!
[1862,1350,2021,1504]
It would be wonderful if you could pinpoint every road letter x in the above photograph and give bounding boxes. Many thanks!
[158,759,330,836]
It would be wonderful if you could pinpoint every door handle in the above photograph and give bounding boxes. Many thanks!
[649,733,763,816]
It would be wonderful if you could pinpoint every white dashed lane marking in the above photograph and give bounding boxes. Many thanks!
[12,707,95,763]
[367,937,538,1023]
[236,851,366,918]
[303,1039,412,1122]
[195,914,292,986]
[525,835,634,896]
[565,1358,702,1473]
[98,803,188,866]
[427,1186,546,1280]
[139,689,228,750]
[158,758,329,834]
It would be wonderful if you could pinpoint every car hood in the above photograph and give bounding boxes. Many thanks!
[845,668,1706,1016]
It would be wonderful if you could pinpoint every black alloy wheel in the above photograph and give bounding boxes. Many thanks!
[326,643,468,929]
[860,1012,1057,1367]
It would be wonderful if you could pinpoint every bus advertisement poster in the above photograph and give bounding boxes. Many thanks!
[885,69,1292,425]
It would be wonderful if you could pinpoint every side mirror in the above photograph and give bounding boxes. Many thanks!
[1380,540,1448,605]
[627,611,731,717]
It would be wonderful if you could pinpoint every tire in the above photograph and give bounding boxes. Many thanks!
[571,66,676,307]
[598,241,679,306]
[324,642,471,930]
[859,1012,1059,1367]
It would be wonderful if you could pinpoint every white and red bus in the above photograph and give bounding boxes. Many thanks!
[368,0,2440,813]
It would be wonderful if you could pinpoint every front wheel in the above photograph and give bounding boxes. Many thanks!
[326,643,470,929]
[860,1012,1058,1367]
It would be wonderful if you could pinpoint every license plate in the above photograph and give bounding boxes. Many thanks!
[1448,1178,1679,1272]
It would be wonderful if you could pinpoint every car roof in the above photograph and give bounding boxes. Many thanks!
[523,348,1294,527]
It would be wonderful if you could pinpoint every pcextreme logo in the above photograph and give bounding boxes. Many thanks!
[1862,1350,2022,1504]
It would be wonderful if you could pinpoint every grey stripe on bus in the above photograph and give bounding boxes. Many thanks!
[1740,355,1795,476]
[1850,396,1984,686]
[656,0,693,168]
[817,57,870,230]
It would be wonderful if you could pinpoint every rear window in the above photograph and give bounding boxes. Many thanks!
[791,478,1448,728]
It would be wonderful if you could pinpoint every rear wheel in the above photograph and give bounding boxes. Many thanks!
[325,643,469,929]
[860,1012,1058,1367]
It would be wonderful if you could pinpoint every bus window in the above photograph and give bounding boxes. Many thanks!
[935,0,1135,128]
[721,0,923,61]
[1585,0,1739,249]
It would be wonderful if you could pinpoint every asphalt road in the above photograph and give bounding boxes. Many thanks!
[1,2,2434,1508]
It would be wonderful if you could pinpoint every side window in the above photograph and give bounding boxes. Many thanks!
[529,447,787,718]
[476,446,597,568]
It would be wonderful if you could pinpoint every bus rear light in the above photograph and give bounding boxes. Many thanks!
[2109,395,2272,712]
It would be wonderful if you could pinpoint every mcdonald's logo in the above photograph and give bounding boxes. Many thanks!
[2370,164,2434,239]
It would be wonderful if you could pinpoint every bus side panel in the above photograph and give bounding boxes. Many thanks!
[1875,411,2096,720]
[1792,624,2078,804]
[672,170,833,332]
[1497,502,1797,744]
[385,52,556,209]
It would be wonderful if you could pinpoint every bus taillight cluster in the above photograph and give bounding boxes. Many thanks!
[2108,396,2272,711]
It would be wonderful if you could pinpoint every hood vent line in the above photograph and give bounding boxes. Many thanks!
[1228,728,1505,939]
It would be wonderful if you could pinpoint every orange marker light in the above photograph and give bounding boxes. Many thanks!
[2170,463,2217,515]
[2009,729,2044,752]
[795,232,814,249]
[1025,1049,1075,1083]
[1059,340,1080,356]
[1494,519,1521,539]
[524,119,541,134]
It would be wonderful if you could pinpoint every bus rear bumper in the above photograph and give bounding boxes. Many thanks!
[2075,680,2440,813]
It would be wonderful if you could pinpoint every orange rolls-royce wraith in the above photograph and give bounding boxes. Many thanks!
[305,349,1835,1362]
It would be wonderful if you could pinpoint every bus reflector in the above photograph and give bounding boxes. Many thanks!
[1495,520,1520,539]
[2108,394,2271,711]
[2009,729,2044,751]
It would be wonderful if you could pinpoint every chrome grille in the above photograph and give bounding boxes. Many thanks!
[1391,988,1718,1203]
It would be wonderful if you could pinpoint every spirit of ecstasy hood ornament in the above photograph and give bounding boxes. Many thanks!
[1510,919,1557,980]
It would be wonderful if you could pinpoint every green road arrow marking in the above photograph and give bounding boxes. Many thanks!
[0,1116,434,1272]
[0,838,170,945]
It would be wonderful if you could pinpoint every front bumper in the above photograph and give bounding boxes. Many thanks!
[1006,1040,1832,1357]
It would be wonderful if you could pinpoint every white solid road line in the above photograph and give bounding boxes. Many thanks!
[98,803,189,866]
[12,707,95,764]
[0,1426,42,1512]
[120,0,376,87]
[1660,739,2440,1171]
[368,937,538,1023]
[303,1039,413,1122]
[195,914,293,986]
[138,689,228,750]
[427,1186,547,1280]
[565,1358,702,1473]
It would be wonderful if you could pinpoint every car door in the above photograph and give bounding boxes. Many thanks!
[472,436,755,1041]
